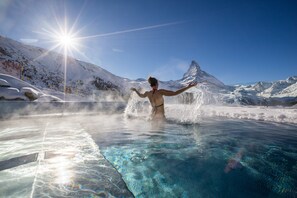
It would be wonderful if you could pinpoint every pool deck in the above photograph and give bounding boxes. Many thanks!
[0,115,134,197]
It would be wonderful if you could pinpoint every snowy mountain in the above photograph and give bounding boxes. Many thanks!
[227,76,297,106]
[0,35,296,106]
[0,35,129,98]
[259,76,297,98]
[181,60,225,87]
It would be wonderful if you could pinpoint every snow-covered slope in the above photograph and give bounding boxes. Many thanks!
[227,76,297,105]
[259,76,297,97]
[0,35,129,96]
[277,82,297,97]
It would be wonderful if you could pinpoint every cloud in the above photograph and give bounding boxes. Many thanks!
[20,38,38,44]
[79,21,185,39]
[112,48,124,53]
[151,58,189,81]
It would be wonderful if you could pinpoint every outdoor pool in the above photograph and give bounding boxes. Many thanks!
[0,112,296,197]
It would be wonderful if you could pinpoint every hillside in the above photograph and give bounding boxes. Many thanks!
[0,36,127,96]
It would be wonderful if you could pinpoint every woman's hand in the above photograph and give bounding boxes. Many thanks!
[130,88,148,98]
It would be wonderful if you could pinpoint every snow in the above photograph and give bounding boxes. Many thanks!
[253,77,297,98]
[198,105,297,124]
[0,87,27,100]
[273,83,297,98]
[0,73,41,91]
[0,74,62,101]
[0,36,129,96]
[198,104,293,124]
[20,87,39,98]
[0,78,9,87]
[166,102,297,124]
[181,61,225,87]
[35,94,63,102]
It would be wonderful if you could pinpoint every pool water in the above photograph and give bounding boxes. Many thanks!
[0,114,297,197]
[93,116,297,197]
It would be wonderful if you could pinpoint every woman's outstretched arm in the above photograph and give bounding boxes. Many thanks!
[158,82,197,96]
[130,88,148,98]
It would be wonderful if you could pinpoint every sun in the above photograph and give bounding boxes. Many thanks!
[58,34,73,47]
[36,20,82,56]
[56,33,77,49]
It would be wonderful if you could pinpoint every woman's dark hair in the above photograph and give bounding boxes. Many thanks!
[148,76,158,87]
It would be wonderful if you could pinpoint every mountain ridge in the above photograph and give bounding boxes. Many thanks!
[181,60,225,87]
[0,35,127,95]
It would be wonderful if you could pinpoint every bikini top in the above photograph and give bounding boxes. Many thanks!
[154,103,164,108]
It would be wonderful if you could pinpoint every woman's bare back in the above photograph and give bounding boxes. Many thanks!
[146,90,165,119]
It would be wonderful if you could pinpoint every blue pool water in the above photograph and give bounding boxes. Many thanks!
[94,117,297,197]
[0,114,296,197]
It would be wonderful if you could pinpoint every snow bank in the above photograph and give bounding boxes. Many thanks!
[165,104,297,124]
[0,78,10,87]
[20,87,40,100]
[0,87,27,100]
[35,94,63,102]
[0,74,62,102]
[201,105,297,124]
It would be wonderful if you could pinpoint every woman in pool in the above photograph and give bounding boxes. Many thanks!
[130,77,197,120]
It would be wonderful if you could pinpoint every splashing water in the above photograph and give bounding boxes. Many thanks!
[124,90,205,123]
[124,92,151,119]
[124,89,297,124]
[166,90,204,123]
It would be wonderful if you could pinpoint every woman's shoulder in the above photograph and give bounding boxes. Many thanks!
[145,90,153,95]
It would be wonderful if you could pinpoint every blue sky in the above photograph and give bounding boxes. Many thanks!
[0,0,296,84]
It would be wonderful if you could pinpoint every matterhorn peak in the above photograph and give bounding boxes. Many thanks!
[190,60,201,69]
[183,60,202,79]
[181,60,225,87]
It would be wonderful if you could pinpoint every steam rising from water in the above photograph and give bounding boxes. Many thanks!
[0,87,296,124]
[0,101,126,120]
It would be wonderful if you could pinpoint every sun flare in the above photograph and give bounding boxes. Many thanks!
[36,20,82,58]
[58,34,75,48]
